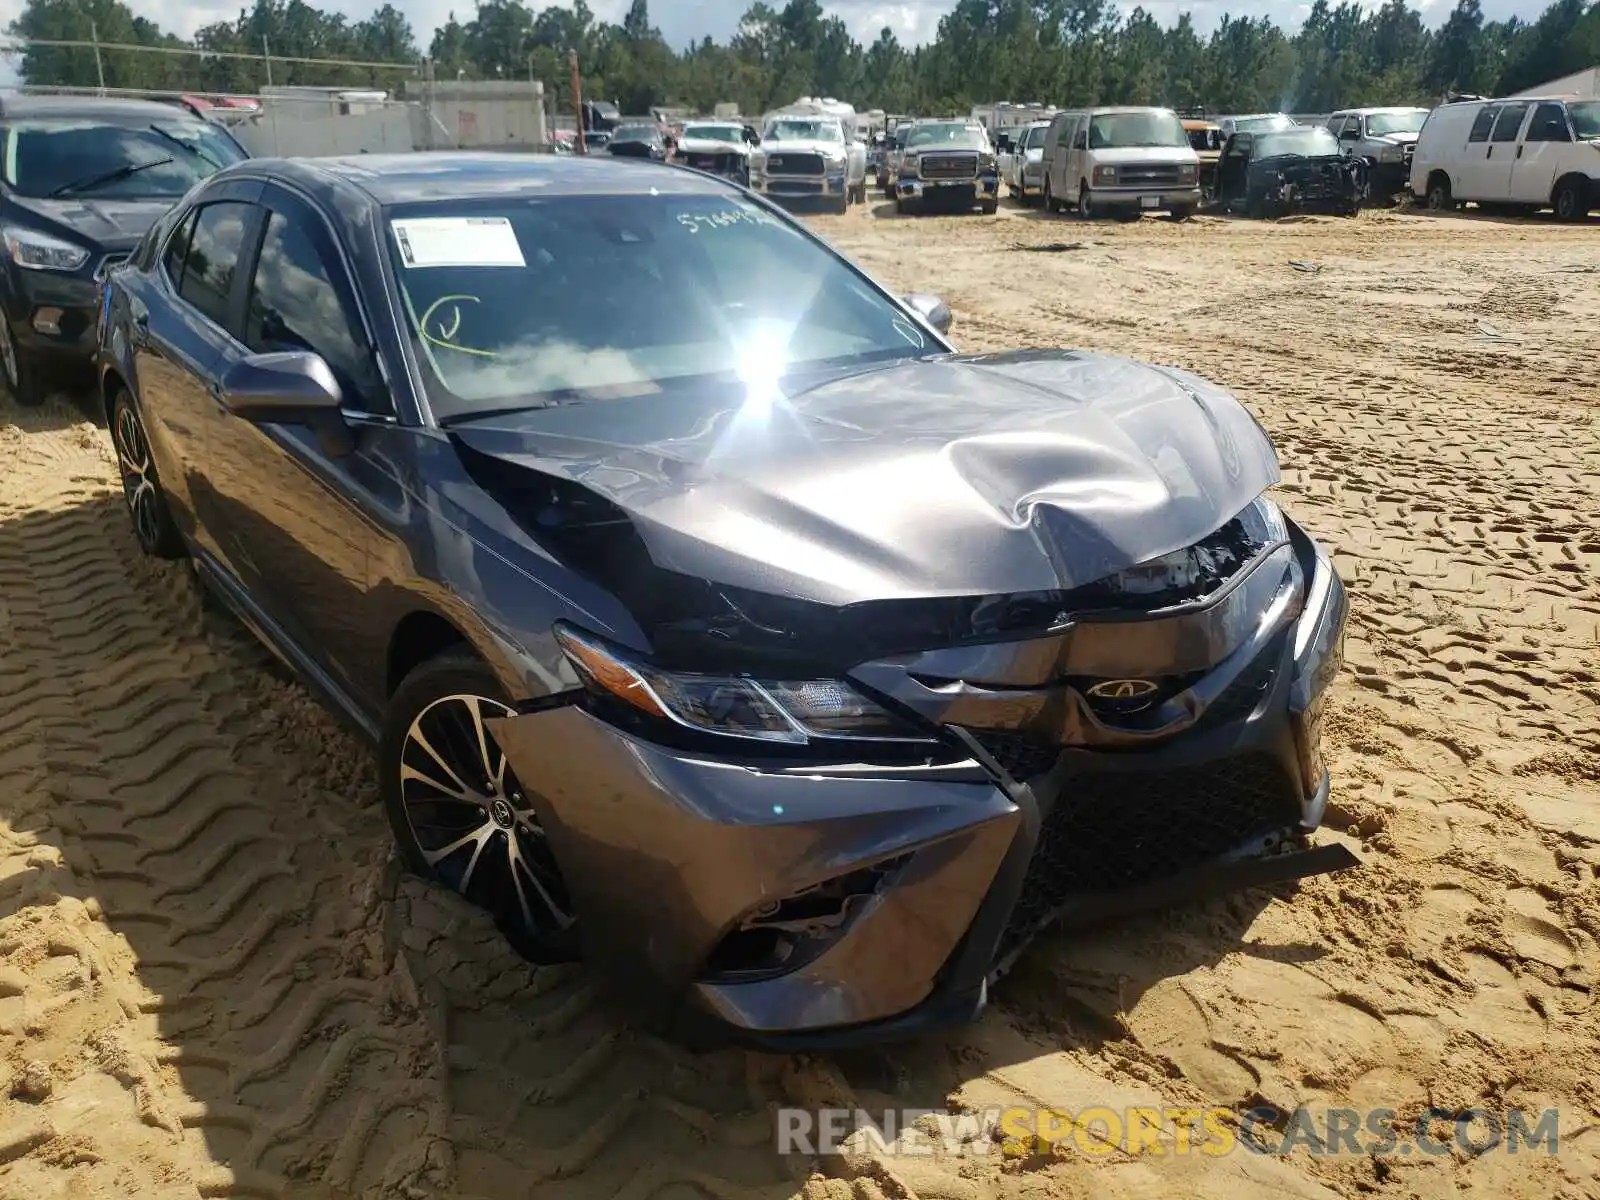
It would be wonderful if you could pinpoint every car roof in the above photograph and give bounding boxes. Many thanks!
[223,152,732,206]
[0,93,204,121]
[1339,106,1430,115]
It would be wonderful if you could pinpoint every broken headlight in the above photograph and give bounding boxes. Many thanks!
[553,624,935,745]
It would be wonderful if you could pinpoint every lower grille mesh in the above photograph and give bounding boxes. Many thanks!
[994,753,1301,964]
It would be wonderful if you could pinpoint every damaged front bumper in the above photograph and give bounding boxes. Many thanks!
[487,518,1355,1049]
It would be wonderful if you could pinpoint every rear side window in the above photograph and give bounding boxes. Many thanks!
[245,211,382,411]
[176,201,252,329]
[1467,106,1499,143]
[1490,103,1528,143]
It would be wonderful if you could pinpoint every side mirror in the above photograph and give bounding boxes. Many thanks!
[903,292,953,335]
[218,350,353,456]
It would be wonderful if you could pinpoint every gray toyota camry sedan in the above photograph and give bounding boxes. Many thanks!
[96,152,1353,1048]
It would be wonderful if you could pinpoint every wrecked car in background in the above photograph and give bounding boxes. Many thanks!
[98,152,1355,1048]
[1215,126,1364,218]
[673,119,758,185]
[1181,113,1227,200]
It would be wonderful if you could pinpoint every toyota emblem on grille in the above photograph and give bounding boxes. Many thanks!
[1086,678,1159,700]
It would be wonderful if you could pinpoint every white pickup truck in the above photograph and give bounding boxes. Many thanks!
[748,115,868,213]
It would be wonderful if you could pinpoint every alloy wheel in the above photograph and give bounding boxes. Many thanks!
[114,403,163,551]
[399,693,574,939]
[0,319,18,390]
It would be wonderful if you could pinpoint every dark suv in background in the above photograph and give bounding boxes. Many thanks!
[0,95,248,405]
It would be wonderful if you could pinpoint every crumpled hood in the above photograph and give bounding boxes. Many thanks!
[678,137,749,157]
[450,350,1280,607]
[5,195,172,251]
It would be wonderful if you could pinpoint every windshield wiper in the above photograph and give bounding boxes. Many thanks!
[145,123,222,168]
[50,157,175,198]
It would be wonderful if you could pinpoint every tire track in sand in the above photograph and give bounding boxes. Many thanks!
[0,400,809,1198]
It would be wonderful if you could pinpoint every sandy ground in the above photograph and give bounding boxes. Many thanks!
[1,199,1597,1200]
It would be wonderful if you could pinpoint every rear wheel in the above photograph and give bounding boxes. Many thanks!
[1553,176,1590,223]
[1426,174,1454,212]
[381,650,580,964]
[111,389,186,559]
[0,315,46,407]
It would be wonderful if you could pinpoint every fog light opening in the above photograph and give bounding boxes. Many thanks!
[32,308,63,336]
[699,854,912,983]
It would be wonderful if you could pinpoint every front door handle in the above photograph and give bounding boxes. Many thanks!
[1516,144,1524,158]
[1486,146,1494,158]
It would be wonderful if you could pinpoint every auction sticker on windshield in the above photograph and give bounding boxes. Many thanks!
[391,217,526,269]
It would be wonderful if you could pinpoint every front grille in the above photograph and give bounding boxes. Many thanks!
[1117,164,1183,187]
[685,153,727,171]
[765,152,824,176]
[921,153,978,180]
[995,753,1300,963]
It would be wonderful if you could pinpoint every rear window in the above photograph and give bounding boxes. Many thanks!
[1,117,246,199]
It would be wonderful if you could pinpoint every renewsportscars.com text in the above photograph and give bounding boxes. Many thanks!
[776,1105,1561,1159]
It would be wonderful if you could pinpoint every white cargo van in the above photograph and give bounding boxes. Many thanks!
[1409,96,1598,221]
[1040,107,1202,219]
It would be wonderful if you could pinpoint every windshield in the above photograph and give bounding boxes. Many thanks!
[1020,125,1049,150]
[765,119,842,143]
[1569,101,1600,139]
[682,125,741,143]
[1256,128,1341,158]
[1089,111,1187,149]
[385,194,933,419]
[1366,110,1428,136]
[1233,114,1295,133]
[611,124,659,143]
[1,117,246,198]
[905,123,987,150]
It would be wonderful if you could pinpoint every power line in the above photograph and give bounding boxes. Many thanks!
[0,36,419,73]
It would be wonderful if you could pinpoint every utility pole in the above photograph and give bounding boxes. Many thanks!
[89,20,105,95]
[262,35,273,89]
[569,49,585,155]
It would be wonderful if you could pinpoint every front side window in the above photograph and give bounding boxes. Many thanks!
[384,194,935,420]
[1088,111,1187,149]
[176,201,253,329]
[1021,125,1048,151]
[1526,103,1572,143]
[162,209,197,283]
[1,118,246,199]
[245,211,380,410]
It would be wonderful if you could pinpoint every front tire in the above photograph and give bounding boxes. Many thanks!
[112,389,186,559]
[0,315,46,407]
[980,198,998,215]
[1043,178,1060,213]
[1169,204,1194,221]
[896,192,918,216]
[1553,176,1590,223]
[1078,182,1098,220]
[381,650,580,964]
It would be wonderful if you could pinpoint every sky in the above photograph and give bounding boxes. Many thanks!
[0,0,1565,88]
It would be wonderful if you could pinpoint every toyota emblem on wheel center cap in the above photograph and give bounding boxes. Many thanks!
[490,798,515,828]
[1085,678,1160,700]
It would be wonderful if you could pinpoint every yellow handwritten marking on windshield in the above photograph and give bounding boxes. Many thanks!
[418,293,497,358]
